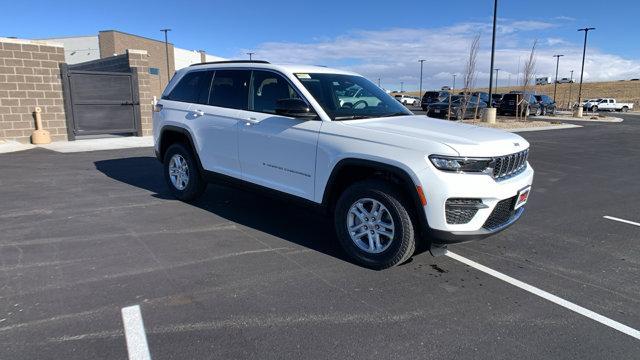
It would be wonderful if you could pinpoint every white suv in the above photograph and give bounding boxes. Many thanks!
[153,60,534,269]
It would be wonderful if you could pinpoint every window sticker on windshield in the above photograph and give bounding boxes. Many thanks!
[296,73,311,79]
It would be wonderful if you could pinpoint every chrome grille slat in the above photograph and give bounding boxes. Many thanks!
[491,149,529,180]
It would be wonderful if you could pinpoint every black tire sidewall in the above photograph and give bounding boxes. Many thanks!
[334,181,415,269]
[163,143,205,201]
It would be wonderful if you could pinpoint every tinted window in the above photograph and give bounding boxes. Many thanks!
[165,70,213,104]
[209,70,251,110]
[250,71,301,114]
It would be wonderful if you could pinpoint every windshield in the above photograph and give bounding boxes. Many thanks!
[296,73,412,120]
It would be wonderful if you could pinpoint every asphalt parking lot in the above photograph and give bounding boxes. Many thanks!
[1,114,639,359]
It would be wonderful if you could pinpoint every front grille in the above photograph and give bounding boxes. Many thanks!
[445,198,483,224]
[492,149,529,180]
[483,196,517,230]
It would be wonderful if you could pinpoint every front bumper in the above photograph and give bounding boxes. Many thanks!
[416,163,534,244]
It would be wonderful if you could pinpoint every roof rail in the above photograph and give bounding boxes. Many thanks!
[190,60,270,67]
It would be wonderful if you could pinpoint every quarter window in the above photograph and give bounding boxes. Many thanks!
[165,70,213,104]
[209,70,251,110]
[250,71,301,114]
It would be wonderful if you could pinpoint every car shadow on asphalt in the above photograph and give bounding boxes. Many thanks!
[94,156,352,263]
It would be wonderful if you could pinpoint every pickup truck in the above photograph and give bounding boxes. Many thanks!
[583,98,633,112]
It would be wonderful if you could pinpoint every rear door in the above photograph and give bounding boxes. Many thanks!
[236,70,321,200]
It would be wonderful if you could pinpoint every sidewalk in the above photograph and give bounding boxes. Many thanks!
[0,136,153,154]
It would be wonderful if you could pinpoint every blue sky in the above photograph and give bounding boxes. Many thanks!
[3,0,639,90]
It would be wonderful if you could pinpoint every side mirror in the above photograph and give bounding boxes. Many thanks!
[275,99,317,119]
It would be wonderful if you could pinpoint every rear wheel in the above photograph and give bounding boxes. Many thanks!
[592,105,598,112]
[622,106,629,113]
[534,107,542,116]
[334,180,416,269]
[163,143,207,202]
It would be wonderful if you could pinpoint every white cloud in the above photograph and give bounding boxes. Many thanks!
[242,20,640,91]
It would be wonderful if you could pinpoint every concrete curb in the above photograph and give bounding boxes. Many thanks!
[535,115,623,123]
[508,124,582,133]
[0,141,36,154]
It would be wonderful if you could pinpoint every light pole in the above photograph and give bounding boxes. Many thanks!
[577,27,595,105]
[552,54,564,102]
[160,29,171,85]
[494,68,500,90]
[400,81,404,92]
[452,74,456,91]
[418,59,426,96]
[377,78,381,87]
[487,0,498,108]
[246,52,255,60]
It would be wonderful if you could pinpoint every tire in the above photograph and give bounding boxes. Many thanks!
[163,143,207,202]
[592,105,598,112]
[534,107,542,116]
[334,179,416,270]
[622,106,629,113]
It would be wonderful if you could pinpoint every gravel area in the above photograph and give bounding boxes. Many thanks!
[463,119,563,129]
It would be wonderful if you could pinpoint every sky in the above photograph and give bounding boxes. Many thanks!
[2,0,640,91]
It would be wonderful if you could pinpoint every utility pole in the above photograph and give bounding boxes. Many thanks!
[452,74,456,91]
[418,59,426,96]
[577,28,595,105]
[494,68,500,90]
[377,78,381,87]
[246,52,255,60]
[160,29,171,85]
[400,81,404,92]
[552,54,564,102]
[487,0,498,108]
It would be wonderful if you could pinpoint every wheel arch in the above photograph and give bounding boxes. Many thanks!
[157,125,199,165]
[321,158,430,239]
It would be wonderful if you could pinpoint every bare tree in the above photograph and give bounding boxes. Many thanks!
[519,40,538,120]
[458,33,481,120]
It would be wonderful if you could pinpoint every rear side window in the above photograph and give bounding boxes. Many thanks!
[250,70,301,114]
[209,70,251,110]
[165,71,213,104]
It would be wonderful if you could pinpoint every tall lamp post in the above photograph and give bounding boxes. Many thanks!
[487,0,498,109]
[452,74,456,91]
[494,68,500,90]
[246,52,255,60]
[568,69,574,108]
[400,81,404,92]
[160,29,171,85]
[418,59,426,97]
[552,54,564,102]
[577,28,595,107]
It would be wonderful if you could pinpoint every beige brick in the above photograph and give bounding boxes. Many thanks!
[0,66,15,74]
[21,113,35,121]
[0,106,10,114]
[15,67,34,75]
[34,68,51,75]
[44,105,63,113]
[22,59,41,67]
[25,75,43,83]
[31,52,49,60]
[3,43,20,51]
[19,98,37,106]
[10,106,28,114]
[4,129,29,138]
[27,91,45,98]
[39,46,57,53]
[40,60,58,68]
[17,83,35,91]
[0,82,17,90]
[6,75,25,82]
[0,49,13,58]
[48,53,64,62]
[9,90,27,98]
[3,113,21,122]
[34,83,52,91]
[21,44,40,52]
[12,121,33,130]
[4,58,23,67]
[12,51,32,59]
[0,90,9,98]
[44,91,61,99]
[36,98,54,106]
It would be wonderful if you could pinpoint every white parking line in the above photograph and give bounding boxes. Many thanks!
[603,216,640,227]
[121,305,152,360]
[445,251,640,341]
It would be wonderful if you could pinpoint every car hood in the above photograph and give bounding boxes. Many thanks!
[342,115,528,157]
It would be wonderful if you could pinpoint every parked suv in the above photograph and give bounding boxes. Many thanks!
[498,92,542,117]
[534,94,556,115]
[153,60,534,269]
[421,91,450,111]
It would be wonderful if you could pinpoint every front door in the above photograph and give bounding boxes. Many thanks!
[238,70,321,200]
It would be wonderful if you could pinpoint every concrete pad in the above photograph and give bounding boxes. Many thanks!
[38,136,154,153]
[536,115,623,123]
[509,124,582,132]
[0,140,36,154]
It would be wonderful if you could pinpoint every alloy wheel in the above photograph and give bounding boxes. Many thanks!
[346,198,395,254]
[168,154,189,190]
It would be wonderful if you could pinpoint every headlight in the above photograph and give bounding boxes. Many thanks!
[428,155,493,173]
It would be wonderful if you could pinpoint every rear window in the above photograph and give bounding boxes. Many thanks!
[164,70,213,104]
[423,92,440,99]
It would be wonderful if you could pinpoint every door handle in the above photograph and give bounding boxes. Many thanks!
[192,109,205,117]
[244,117,259,126]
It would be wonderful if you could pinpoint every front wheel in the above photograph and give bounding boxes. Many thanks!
[163,143,207,202]
[334,180,416,269]
[534,107,542,116]
[592,105,598,112]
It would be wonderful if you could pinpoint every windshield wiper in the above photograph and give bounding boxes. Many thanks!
[380,112,411,118]
[334,115,373,120]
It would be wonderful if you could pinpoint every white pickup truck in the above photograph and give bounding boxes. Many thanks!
[583,98,633,112]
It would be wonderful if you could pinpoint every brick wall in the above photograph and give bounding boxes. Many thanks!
[68,54,130,72]
[126,50,153,136]
[0,38,67,143]
[99,30,174,98]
